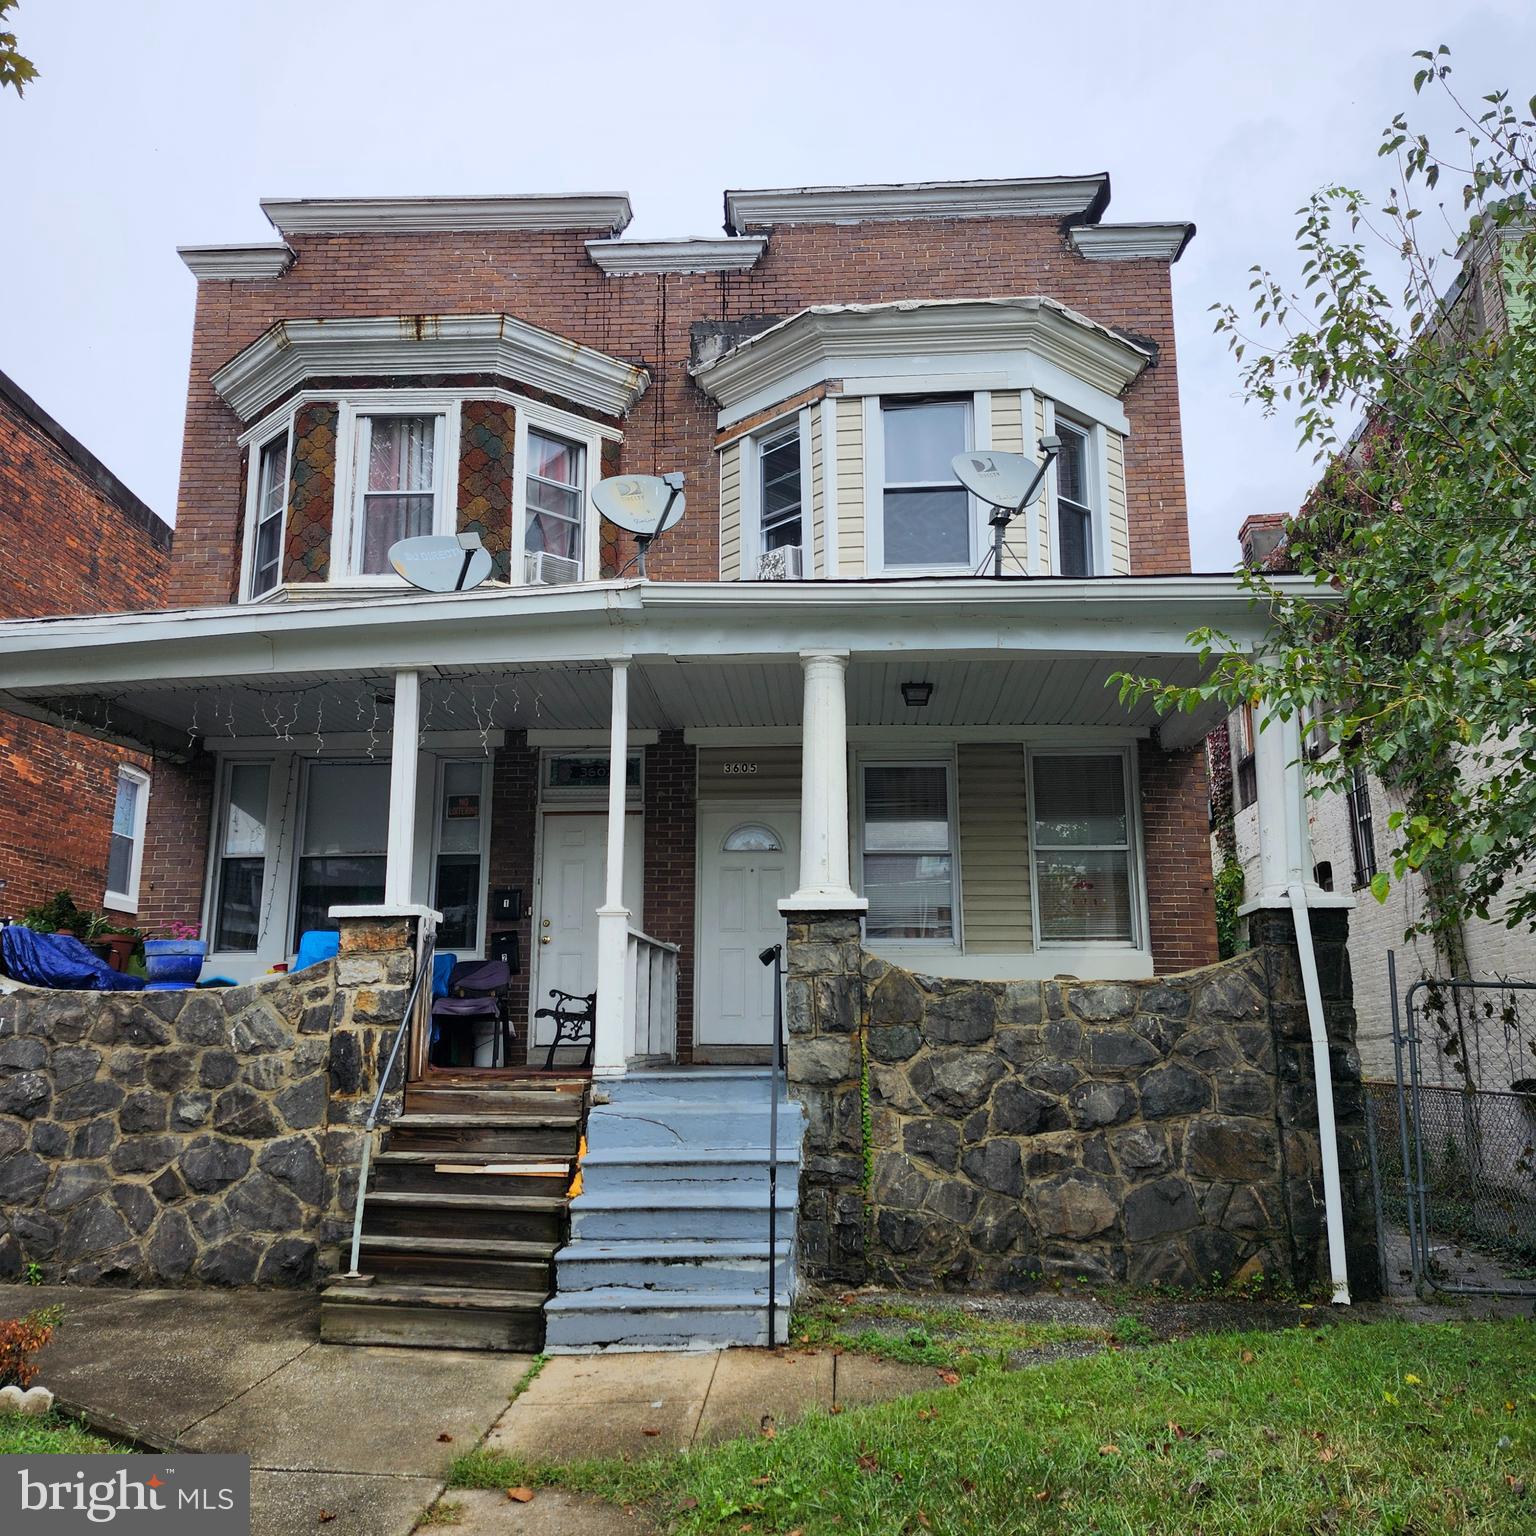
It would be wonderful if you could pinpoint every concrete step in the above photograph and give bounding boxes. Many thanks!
[320,1280,547,1351]
[358,1233,557,1292]
[585,1105,803,1153]
[363,1189,566,1244]
[576,1146,798,1192]
[553,1238,794,1293]
[570,1187,797,1244]
[543,1286,791,1351]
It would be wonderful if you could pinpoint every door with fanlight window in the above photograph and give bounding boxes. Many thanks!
[696,809,800,1053]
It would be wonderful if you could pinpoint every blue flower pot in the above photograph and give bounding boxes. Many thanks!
[144,938,206,991]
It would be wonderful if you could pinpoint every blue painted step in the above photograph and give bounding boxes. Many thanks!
[554,1238,794,1293]
[544,1287,791,1351]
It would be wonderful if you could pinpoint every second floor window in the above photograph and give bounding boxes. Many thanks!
[1233,703,1258,810]
[1347,765,1378,889]
[881,398,971,570]
[758,426,803,553]
[354,413,441,575]
[1054,418,1095,577]
[524,429,586,578]
[250,435,289,597]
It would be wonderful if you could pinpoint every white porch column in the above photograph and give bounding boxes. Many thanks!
[1254,705,1319,901]
[593,659,631,1077]
[384,669,420,905]
[781,650,867,913]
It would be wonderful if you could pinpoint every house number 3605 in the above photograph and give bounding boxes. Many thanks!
[722,762,758,775]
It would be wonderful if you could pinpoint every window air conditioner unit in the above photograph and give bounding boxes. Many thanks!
[756,545,804,581]
[524,551,582,586]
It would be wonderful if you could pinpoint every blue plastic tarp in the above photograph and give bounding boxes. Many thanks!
[0,926,143,991]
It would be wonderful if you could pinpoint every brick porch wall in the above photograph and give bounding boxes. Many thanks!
[1141,742,1219,973]
[136,755,217,938]
[643,732,697,1061]
[486,733,539,1057]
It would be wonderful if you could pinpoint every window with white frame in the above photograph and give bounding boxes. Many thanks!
[861,762,956,942]
[1053,418,1095,577]
[880,398,972,570]
[104,766,150,912]
[249,434,289,597]
[757,425,803,554]
[351,412,444,575]
[1030,752,1137,945]
[1346,765,1378,889]
[293,761,390,942]
[523,429,586,577]
[434,760,487,951]
[212,762,270,951]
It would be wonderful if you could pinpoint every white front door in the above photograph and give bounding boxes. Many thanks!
[532,812,642,1047]
[697,809,800,1049]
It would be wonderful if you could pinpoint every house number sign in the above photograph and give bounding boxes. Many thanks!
[722,762,758,775]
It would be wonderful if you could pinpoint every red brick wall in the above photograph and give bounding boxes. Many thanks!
[486,734,539,1054]
[0,381,169,921]
[643,732,697,1060]
[166,218,1190,606]
[135,755,217,937]
[1140,743,1219,973]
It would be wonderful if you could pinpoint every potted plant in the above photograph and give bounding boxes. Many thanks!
[20,891,90,939]
[94,921,139,974]
[143,921,206,990]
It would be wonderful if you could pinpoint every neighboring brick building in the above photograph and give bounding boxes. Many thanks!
[0,369,171,923]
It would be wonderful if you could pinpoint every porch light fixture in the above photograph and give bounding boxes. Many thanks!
[901,681,933,708]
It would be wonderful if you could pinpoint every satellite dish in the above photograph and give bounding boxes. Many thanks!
[951,450,1043,512]
[389,533,494,593]
[593,473,686,537]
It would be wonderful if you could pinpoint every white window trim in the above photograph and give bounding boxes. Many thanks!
[854,751,963,949]
[1043,401,1110,579]
[331,401,458,582]
[864,392,987,577]
[205,756,277,954]
[103,764,151,914]
[738,408,812,578]
[291,756,391,949]
[538,748,644,805]
[239,415,295,602]
[430,757,493,958]
[513,406,604,582]
[1024,741,1148,952]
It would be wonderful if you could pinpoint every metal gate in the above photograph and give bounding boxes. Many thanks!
[1365,952,1536,1297]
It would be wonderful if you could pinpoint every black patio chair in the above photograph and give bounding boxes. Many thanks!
[430,958,514,1068]
[533,987,596,1071]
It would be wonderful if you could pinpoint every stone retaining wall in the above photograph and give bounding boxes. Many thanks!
[787,909,1377,1296]
[0,917,416,1287]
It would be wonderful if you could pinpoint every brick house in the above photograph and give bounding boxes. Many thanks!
[0,369,170,925]
[0,178,1368,1345]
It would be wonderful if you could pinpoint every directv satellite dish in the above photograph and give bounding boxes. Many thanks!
[951,438,1062,578]
[389,532,494,593]
[592,472,685,577]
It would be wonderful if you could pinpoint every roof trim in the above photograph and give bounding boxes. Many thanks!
[690,296,1154,420]
[260,194,634,236]
[724,175,1111,234]
[178,243,296,280]
[209,313,650,424]
[1068,222,1196,263]
[585,236,767,275]
[0,369,170,548]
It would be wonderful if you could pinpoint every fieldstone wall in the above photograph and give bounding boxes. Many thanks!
[786,908,1377,1296]
[0,916,417,1287]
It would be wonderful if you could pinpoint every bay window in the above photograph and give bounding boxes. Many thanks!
[1053,418,1095,577]
[880,398,972,570]
[212,762,270,951]
[524,429,586,577]
[434,761,487,951]
[294,761,390,941]
[249,434,289,597]
[1030,751,1137,945]
[861,761,956,942]
[352,412,443,575]
[758,425,803,554]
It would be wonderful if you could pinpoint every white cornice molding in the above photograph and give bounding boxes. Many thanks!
[1067,223,1195,263]
[725,175,1110,233]
[209,313,650,424]
[178,244,295,280]
[260,194,633,236]
[690,296,1154,417]
[585,236,767,275]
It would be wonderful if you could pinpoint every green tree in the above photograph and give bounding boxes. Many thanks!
[0,0,37,98]
[1117,47,1536,964]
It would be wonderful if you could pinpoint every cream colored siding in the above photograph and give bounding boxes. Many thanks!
[957,743,1032,953]
[835,397,864,575]
[1035,394,1052,574]
[697,745,801,802]
[810,411,824,576]
[719,440,743,580]
[989,391,1030,572]
[1105,430,1130,574]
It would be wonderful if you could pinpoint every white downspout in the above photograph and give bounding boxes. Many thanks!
[1288,880,1352,1305]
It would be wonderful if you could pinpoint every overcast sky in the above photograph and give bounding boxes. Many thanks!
[3,1,1528,569]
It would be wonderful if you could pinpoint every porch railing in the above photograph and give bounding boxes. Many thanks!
[624,926,680,1065]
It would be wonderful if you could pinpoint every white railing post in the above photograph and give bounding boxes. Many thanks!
[385,670,420,905]
[593,659,631,1077]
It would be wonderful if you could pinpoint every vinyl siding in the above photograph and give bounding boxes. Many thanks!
[1035,393,1052,575]
[988,391,1031,574]
[719,440,743,580]
[957,742,1033,953]
[697,745,801,802]
[1106,429,1130,575]
[835,397,864,575]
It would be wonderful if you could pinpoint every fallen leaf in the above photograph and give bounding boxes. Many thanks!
[917,1408,938,1421]
[1098,1444,1120,1456]
[829,1404,845,1415]
[1506,1476,1527,1497]
[505,1488,535,1504]
[752,1476,773,1487]
[937,1369,960,1386]
[317,1515,336,1526]
[1033,1490,1051,1502]
[642,1428,661,1438]
[1405,1373,1422,1386]
[857,1452,880,1473]
[1240,1350,1256,1365]
[960,1479,976,1495]
[1319,1446,1337,1463]
[917,1509,931,1528]
[759,1416,778,1440]
[437,1433,453,1443]
[679,1498,699,1511]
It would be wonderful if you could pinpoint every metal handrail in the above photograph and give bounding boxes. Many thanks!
[760,941,785,1347]
[344,928,436,1277]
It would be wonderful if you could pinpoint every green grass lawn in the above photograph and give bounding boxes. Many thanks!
[453,1319,1535,1534]
[0,1412,123,1455]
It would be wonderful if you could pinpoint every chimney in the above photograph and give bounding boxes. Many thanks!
[1238,513,1286,569]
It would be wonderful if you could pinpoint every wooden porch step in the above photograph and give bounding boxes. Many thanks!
[404,1085,588,1117]
[357,1233,557,1292]
[361,1189,567,1243]
[372,1150,574,1197]
[320,1280,547,1351]
[387,1114,581,1156]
